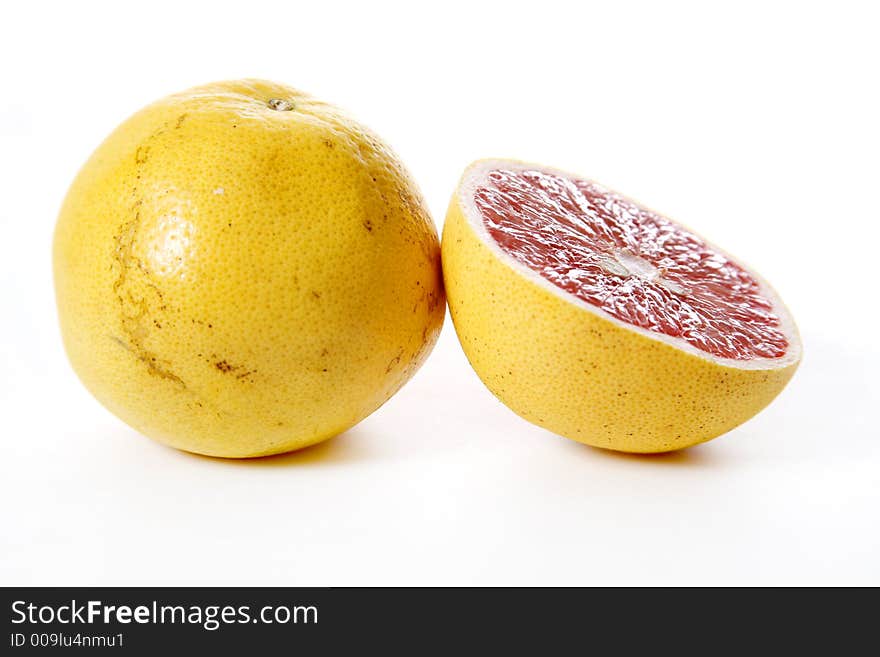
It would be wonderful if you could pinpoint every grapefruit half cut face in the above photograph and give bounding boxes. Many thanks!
[460,161,801,369]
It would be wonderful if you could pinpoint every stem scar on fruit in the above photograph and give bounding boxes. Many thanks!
[267,98,294,111]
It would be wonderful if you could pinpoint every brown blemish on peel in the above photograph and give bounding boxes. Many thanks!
[110,124,185,388]
[134,146,151,165]
[385,348,404,373]
[213,358,256,382]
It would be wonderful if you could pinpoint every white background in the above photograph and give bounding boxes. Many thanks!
[1,1,878,586]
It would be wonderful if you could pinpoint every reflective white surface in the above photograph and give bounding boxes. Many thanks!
[1,0,877,586]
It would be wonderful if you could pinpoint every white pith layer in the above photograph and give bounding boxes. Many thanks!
[457,159,802,371]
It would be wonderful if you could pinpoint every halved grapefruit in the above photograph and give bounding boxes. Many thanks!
[442,160,801,453]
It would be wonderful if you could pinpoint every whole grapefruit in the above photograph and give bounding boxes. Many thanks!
[54,80,444,457]
[442,160,800,453]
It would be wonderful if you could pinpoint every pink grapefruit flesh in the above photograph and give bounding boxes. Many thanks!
[475,168,789,362]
